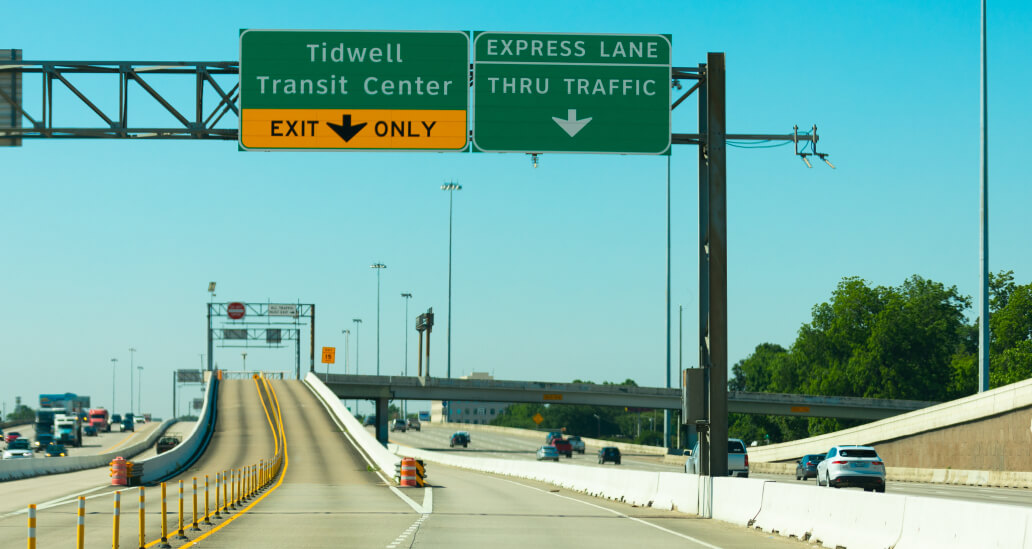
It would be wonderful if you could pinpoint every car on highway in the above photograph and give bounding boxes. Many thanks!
[390,419,407,433]
[156,435,182,454]
[43,443,68,457]
[598,446,621,465]
[33,432,55,452]
[795,453,825,480]
[83,425,98,437]
[816,445,886,492]
[5,431,22,443]
[685,438,749,477]
[450,431,470,448]
[545,431,563,444]
[407,417,421,431]
[550,436,573,458]
[3,438,33,459]
[110,414,122,431]
[566,436,586,454]
[536,445,560,461]
[362,416,376,427]
[134,416,146,424]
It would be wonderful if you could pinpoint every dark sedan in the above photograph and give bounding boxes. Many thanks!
[598,446,621,465]
[795,453,826,480]
[44,443,68,457]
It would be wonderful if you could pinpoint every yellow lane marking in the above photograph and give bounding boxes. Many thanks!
[176,379,288,549]
[254,377,279,457]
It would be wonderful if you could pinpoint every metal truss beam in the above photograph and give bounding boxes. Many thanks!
[0,61,238,139]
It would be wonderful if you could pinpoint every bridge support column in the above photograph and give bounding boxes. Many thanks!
[374,398,389,446]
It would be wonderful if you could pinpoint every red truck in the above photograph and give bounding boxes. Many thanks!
[88,408,110,433]
[550,437,573,458]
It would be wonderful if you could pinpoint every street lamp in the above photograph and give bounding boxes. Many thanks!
[441,181,462,378]
[129,347,136,416]
[341,329,350,375]
[137,365,143,416]
[241,352,247,372]
[401,292,413,419]
[370,263,387,375]
[110,358,118,412]
[352,319,362,374]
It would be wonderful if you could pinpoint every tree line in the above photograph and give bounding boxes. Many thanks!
[728,271,1032,443]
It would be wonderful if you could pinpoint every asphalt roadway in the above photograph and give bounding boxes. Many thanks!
[2,420,159,459]
[392,422,1032,509]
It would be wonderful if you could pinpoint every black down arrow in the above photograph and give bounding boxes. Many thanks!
[326,114,367,142]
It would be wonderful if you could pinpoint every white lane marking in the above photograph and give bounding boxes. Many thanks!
[422,486,433,514]
[385,513,428,548]
[0,485,116,519]
[304,381,431,515]
[493,476,725,549]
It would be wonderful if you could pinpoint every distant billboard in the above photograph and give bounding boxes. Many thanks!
[176,370,203,383]
[223,329,247,340]
[268,304,298,317]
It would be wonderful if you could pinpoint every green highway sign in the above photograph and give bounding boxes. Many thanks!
[239,30,469,151]
[472,32,671,155]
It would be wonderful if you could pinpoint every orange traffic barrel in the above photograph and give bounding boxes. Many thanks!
[110,456,127,486]
[400,458,417,487]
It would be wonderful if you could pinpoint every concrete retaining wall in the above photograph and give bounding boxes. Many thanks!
[749,378,1032,469]
[137,375,217,484]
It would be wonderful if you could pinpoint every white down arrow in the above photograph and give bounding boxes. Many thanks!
[552,109,592,137]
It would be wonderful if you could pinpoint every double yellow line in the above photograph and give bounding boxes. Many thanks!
[140,376,288,549]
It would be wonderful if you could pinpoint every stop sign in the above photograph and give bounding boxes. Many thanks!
[227,302,246,319]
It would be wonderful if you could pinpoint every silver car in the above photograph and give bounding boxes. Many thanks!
[566,436,586,454]
[816,445,886,492]
[536,445,560,462]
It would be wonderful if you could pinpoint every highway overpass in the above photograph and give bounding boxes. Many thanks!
[318,373,938,443]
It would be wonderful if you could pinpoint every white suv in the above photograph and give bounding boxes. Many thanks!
[816,445,886,492]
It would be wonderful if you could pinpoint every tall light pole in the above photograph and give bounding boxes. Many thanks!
[978,0,990,393]
[341,329,350,374]
[352,319,362,374]
[401,292,413,419]
[110,358,118,413]
[129,347,136,416]
[370,263,387,375]
[441,182,462,378]
[137,365,143,416]
[241,352,247,372]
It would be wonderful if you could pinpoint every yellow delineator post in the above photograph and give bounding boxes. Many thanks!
[213,473,221,518]
[76,496,85,549]
[112,491,121,549]
[203,475,212,525]
[190,477,201,531]
[158,482,170,548]
[222,471,229,511]
[27,503,36,549]
[175,480,188,540]
[137,487,145,549]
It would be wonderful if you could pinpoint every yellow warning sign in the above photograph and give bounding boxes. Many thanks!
[321,346,336,364]
[240,108,467,150]
[532,413,544,425]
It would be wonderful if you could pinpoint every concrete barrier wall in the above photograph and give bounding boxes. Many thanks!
[0,418,175,482]
[304,373,399,478]
[393,441,1032,549]
[138,375,216,484]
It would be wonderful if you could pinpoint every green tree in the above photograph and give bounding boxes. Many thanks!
[6,404,34,422]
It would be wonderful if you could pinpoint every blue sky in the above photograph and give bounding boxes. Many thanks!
[2,1,1029,418]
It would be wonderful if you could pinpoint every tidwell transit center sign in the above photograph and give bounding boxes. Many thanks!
[239,30,469,151]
